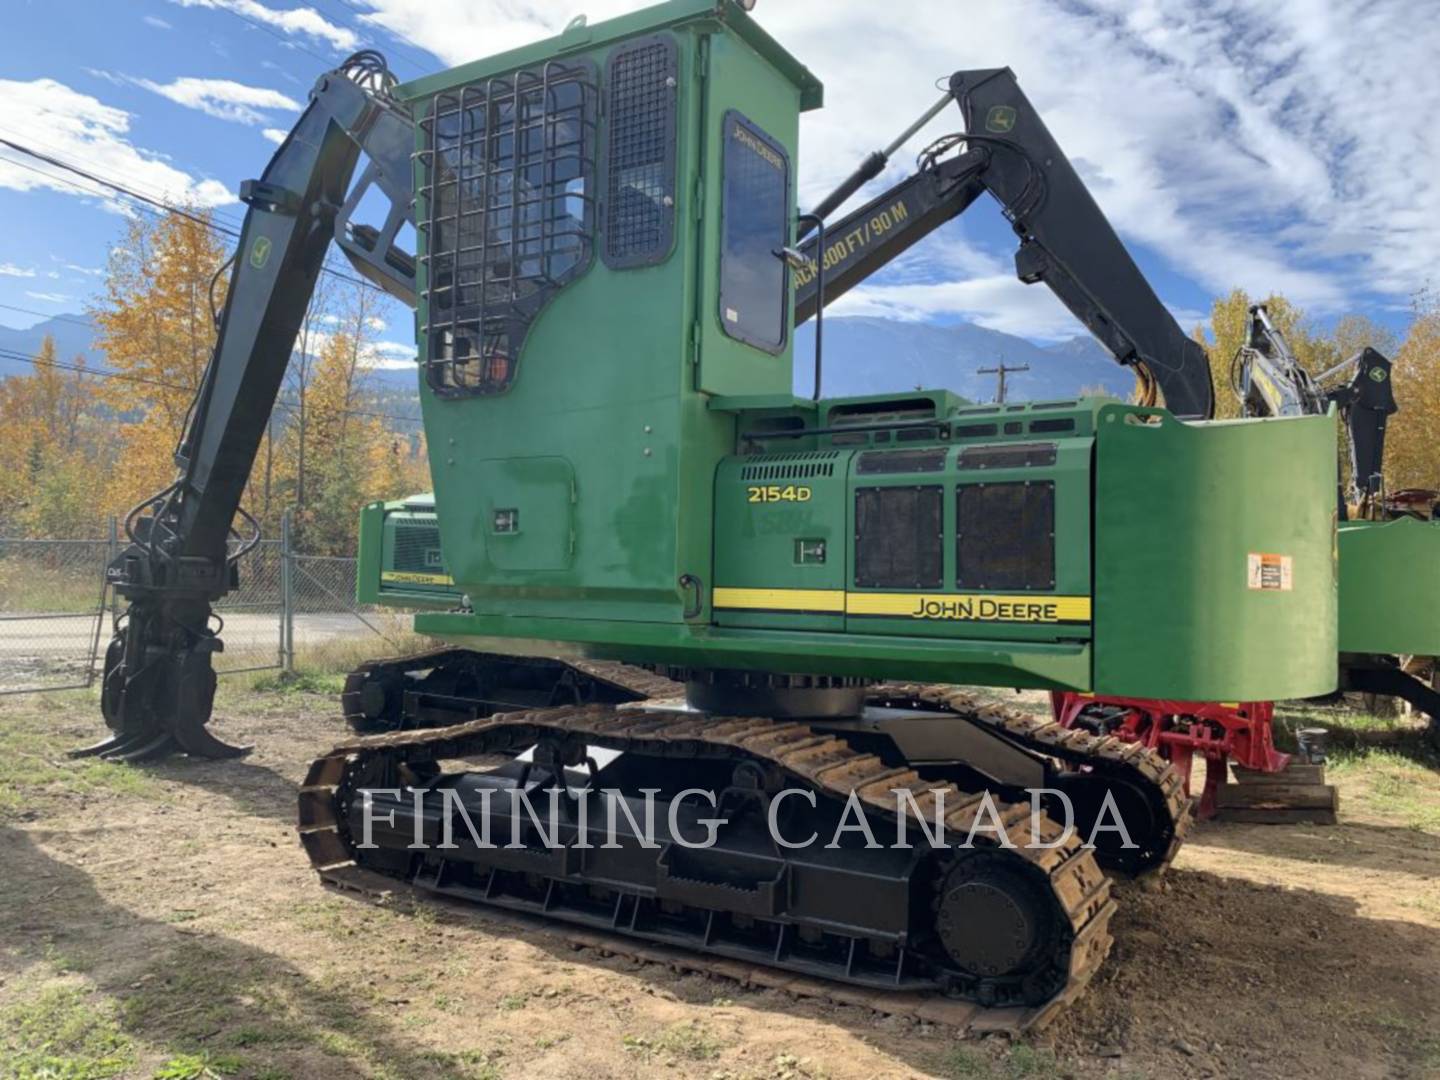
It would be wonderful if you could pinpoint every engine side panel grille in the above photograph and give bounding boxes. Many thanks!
[855,486,943,589]
[957,443,1059,470]
[855,448,948,475]
[956,482,1056,591]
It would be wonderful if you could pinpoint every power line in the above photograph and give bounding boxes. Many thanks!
[0,135,396,298]
[207,3,341,69]
[313,0,434,76]
[0,348,424,427]
[0,302,96,330]
[0,123,249,236]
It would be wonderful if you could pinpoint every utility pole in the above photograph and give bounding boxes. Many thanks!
[977,360,1030,404]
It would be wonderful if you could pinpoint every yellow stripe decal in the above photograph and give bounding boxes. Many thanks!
[714,587,1090,624]
[381,570,455,586]
[711,587,846,613]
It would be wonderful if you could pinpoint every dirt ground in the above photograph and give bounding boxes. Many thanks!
[2,681,1439,1080]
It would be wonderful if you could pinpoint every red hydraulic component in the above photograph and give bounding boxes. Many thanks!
[1050,693,1289,819]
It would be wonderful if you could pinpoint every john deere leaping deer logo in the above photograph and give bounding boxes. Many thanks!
[985,105,1017,134]
[249,235,272,270]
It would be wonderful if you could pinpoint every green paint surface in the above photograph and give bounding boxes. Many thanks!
[1339,517,1440,655]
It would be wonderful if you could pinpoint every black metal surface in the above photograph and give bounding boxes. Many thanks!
[684,678,866,719]
[814,708,1046,787]
[956,481,1055,591]
[1028,418,1075,434]
[741,417,950,442]
[603,34,678,269]
[1330,347,1397,501]
[854,486,944,589]
[855,448,948,475]
[957,443,1057,470]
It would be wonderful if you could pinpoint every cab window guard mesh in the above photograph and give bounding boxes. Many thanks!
[604,34,678,269]
[419,60,598,397]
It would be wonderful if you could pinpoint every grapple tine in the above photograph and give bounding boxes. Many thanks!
[102,731,178,763]
[171,715,251,760]
[69,733,132,759]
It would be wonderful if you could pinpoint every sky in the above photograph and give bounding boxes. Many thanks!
[1,0,1437,357]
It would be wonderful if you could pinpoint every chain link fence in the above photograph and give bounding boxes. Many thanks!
[0,513,408,695]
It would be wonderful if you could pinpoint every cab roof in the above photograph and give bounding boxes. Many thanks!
[395,0,823,111]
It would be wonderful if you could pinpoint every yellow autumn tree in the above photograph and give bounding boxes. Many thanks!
[295,290,432,551]
[1384,290,1440,493]
[0,335,111,537]
[91,209,229,518]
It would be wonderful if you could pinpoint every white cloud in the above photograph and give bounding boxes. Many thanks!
[0,263,35,277]
[142,14,173,30]
[121,76,301,126]
[366,339,415,369]
[353,0,1436,326]
[24,291,71,303]
[835,276,1082,341]
[261,127,288,144]
[0,77,233,210]
[300,328,415,369]
[167,0,358,51]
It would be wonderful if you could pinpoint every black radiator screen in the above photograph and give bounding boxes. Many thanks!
[956,481,1055,590]
[854,486,943,589]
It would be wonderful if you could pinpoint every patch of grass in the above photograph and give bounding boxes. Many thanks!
[534,1032,570,1050]
[623,1021,723,1062]
[246,670,346,696]
[496,993,526,1011]
[1,983,136,1080]
[940,1046,994,1078]
[420,1048,503,1079]
[1326,748,1440,831]
[224,1026,297,1049]
[1003,1043,1061,1079]
[938,1043,1060,1080]
[152,1052,245,1079]
[0,708,166,811]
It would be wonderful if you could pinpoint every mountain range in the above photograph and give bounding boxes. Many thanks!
[0,312,1128,403]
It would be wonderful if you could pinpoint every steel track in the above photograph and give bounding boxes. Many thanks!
[302,654,1189,1033]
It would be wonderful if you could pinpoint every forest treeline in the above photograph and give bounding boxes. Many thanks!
[0,210,429,553]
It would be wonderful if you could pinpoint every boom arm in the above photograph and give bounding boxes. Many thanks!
[795,68,1215,420]
[1236,303,1396,511]
[90,52,417,762]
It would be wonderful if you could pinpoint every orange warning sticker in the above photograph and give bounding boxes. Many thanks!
[1247,552,1293,591]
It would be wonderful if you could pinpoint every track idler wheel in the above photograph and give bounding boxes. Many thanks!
[935,853,1067,1005]
[1048,773,1165,875]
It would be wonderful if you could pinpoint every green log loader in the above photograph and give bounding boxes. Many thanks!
[82,1,1342,1030]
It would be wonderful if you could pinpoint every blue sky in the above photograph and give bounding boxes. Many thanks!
[2,0,1436,353]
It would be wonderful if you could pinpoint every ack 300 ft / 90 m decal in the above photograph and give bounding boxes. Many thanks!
[712,588,1091,624]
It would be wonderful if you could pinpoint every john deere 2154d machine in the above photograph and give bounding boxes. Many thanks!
[86,0,1340,1030]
